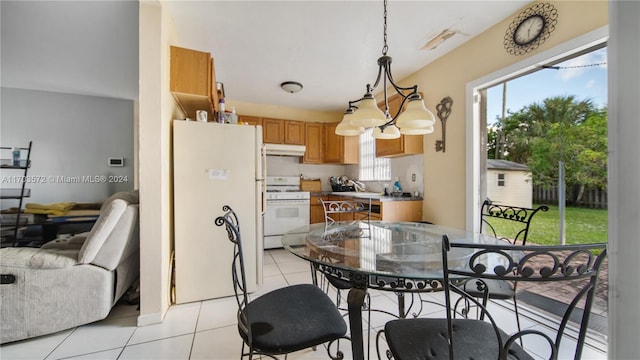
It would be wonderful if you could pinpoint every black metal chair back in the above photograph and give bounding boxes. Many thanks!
[442,236,607,360]
[480,199,549,245]
[216,205,348,359]
[214,205,251,346]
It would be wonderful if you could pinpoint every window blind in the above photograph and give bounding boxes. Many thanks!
[359,128,391,181]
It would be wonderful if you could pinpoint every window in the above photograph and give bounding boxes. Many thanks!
[359,128,391,181]
[497,173,506,187]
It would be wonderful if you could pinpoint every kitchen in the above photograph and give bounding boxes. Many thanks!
[263,151,425,249]
[171,109,426,303]
[170,44,427,302]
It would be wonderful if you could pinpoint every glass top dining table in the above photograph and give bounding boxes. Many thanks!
[281,221,514,360]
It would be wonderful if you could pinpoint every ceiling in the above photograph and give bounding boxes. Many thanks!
[1,1,530,113]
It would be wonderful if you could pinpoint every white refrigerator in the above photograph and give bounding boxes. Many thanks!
[173,120,265,304]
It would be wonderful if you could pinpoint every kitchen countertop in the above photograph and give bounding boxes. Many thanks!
[310,191,422,202]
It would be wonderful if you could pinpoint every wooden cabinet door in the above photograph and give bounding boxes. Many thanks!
[342,135,359,164]
[170,46,210,96]
[284,120,305,145]
[209,58,219,112]
[303,122,324,164]
[170,45,217,120]
[380,201,423,221]
[310,196,327,224]
[325,122,359,164]
[375,94,423,157]
[238,115,262,127]
[262,118,284,143]
[324,123,342,163]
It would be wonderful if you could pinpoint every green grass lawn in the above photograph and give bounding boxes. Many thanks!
[485,204,608,246]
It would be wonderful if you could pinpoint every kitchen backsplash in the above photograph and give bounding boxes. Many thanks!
[266,154,424,196]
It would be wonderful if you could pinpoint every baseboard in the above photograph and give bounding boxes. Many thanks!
[137,309,166,327]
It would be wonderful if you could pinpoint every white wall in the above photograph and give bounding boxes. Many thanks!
[266,156,346,192]
[346,154,425,196]
[0,88,134,206]
[137,1,179,326]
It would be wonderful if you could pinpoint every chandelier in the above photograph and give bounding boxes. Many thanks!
[335,0,435,139]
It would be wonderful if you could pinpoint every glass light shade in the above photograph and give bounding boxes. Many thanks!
[372,125,401,139]
[350,96,387,128]
[399,123,434,135]
[335,112,364,136]
[395,97,435,130]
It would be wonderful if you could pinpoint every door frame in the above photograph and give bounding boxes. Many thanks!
[464,26,609,233]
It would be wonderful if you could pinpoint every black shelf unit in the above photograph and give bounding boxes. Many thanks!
[1,141,33,246]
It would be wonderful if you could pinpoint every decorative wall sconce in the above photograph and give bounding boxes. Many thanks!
[435,96,453,152]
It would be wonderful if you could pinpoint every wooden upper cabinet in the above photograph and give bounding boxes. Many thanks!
[303,122,324,164]
[209,57,219,113]
[325,123,358,164]
[375,94,424,157]
[170,46,218,120]
[238,115,262,127]
[284,120,305,145]
[262,118,285,144]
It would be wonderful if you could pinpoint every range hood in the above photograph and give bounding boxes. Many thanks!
[264,143,306,157]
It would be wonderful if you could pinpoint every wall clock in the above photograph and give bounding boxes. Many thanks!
[504,3,558,55]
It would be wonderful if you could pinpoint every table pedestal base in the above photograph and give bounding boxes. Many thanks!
[347,287,367,360]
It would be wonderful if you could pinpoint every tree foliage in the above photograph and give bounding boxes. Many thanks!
[490,95,607,190]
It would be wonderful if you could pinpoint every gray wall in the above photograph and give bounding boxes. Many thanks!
[1,88,134,206]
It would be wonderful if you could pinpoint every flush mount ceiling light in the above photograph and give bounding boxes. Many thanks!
[335,0,435,139]
[280,81,303,93]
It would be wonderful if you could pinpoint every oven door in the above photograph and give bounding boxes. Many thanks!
[264,199,310,236]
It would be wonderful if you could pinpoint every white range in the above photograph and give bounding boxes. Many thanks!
[263,176,310,249]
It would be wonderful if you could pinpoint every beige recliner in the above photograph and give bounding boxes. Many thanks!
[0,190,140,344]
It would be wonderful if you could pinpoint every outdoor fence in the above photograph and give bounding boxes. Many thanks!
[533,185,608,209]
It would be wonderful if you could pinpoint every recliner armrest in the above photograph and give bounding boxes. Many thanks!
[0,247,78,269]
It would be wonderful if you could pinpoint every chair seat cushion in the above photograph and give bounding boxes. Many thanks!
[385,318,533,360]
[240,283,347,354]
[463,278,515,299]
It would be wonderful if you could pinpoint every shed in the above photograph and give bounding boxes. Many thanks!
[486,159,532,208]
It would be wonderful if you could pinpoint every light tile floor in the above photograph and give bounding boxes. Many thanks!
[1,249,608,360]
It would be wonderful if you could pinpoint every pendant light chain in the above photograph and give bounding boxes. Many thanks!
[382,0,388,55]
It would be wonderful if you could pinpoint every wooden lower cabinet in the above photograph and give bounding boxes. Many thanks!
[310,195,422,223]
[378,200,422,221]
[310,195,327,224]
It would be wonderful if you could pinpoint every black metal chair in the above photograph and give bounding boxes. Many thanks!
[459,200,549,330]
[378,236,607,360]
[215,205,348,359]
[317,199,373,304]
[480,199,549,245]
